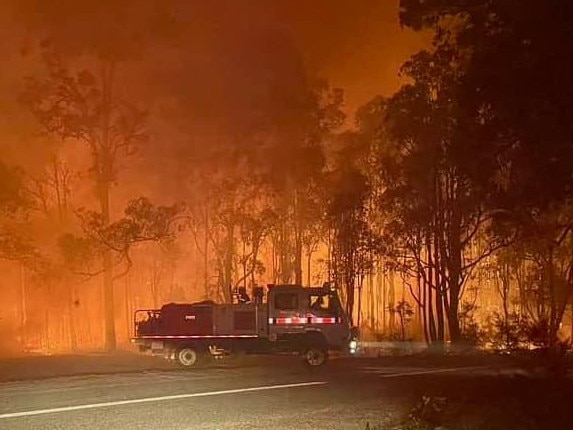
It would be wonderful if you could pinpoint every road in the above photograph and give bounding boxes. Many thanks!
[0,354,563,430]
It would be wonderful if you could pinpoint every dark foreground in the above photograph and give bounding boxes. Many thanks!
[0,352,571,429]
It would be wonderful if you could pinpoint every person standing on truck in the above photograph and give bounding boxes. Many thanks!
[311,296,324,311]
[237,287,251,303]
[310,295,333,315]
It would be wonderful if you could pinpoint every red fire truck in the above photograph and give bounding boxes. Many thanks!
[131,283,357,366]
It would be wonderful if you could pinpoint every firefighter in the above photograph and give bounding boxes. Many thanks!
[238,287,251,303]
[311,296,326,311]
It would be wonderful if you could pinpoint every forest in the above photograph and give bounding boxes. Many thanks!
[0,0,572,356]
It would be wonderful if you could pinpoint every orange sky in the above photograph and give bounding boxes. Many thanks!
[165,0,429,122]
[277,0,429,119]
[0,0,428,128]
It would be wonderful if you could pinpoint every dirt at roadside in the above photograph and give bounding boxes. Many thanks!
[0,349,289,383]
[0,350,178,383]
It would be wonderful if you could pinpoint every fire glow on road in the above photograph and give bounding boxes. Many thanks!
[0,381,327,419]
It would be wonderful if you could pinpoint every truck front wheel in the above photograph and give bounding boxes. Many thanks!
[177,347,200,367]
[303,347,328,366]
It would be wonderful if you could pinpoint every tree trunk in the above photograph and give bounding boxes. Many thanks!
[98,178,116,351]
[419,272,429,344]
[103,249,115,351]
[357,283,363,327]
[203,209,210,299]
[388,272,395,333]
[345,278,355,325]
[294,232,303,285]
[250,241,261,288]
[278,226,291,284]
[381,270,387,332]
[570,303,573,348]
[446,208,463,344]
[426,241,437,344]
[306,250,312,286]
[68,284,78,351]
[242,240,247,289]
[369,272,375,332]
[435,283,445,344]
[124,275,132,342]
[99,59,117,352]
[427,279,436,343]
[19,264,27,349]
[293,189,303,285]
[432,235,445,351]
[222,223,235,303]
[447,292,462,343]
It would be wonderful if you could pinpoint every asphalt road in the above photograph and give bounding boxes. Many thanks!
[0,354,563,430]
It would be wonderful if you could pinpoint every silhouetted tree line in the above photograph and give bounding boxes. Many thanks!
[374,0,573,350]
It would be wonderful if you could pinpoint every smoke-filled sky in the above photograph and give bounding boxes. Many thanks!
[0,0,430,201]
[274,0,428,116]
[0,0,427,126]
[173,0,428,118]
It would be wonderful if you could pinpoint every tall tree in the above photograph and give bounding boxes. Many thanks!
[380,47,504,347]
[22,59,147,350]
[263,82,345,285]
[400,0,573,346]
[17,0,173,350]
[327,133,378,324]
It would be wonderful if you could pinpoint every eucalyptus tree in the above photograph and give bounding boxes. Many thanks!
[379,45,507,347]
[17,0,175,350]
[399,0,573,347]
[261,82,345,285]
[326,131,379,325]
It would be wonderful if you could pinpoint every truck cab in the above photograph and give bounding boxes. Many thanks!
[267,284,351,356]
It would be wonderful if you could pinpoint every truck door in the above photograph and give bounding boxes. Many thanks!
[268,287,307,338]
[307,291,350,349]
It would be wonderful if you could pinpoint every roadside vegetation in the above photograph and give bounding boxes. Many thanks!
[364,375,573,430]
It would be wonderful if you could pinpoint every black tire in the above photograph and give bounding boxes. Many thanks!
[303,347,328,366]
[176,347,201,367]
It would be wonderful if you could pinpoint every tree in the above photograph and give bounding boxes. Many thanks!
[502,207,573,347]
[16,0,174,350]
[236,208,274,291]
[72,197,184,279]
[327,134,378,324]
[379,46,506,348]
[261,82,345,285]
[22,58,146,350]
[0,162,34,260]
[399,0,573,348]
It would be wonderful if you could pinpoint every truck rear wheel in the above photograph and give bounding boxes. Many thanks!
[177,347,200,367]
[303,347,328,366]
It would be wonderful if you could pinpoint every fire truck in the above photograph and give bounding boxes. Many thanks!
[131,283,357,366]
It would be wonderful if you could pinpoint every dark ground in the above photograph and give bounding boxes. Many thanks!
[0,350,571,429]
